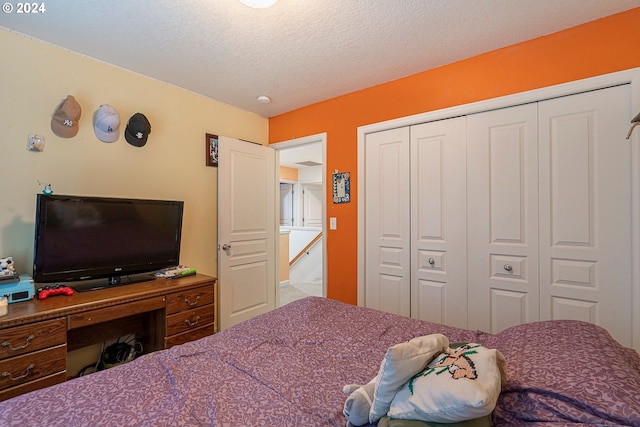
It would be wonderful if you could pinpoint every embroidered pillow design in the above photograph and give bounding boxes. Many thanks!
[388,343,506,423]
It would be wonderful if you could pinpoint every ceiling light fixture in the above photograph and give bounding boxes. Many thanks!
[257,95,272,104]
[238,0,277,8]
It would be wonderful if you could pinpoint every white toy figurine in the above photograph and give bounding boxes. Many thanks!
[0,257,15,277]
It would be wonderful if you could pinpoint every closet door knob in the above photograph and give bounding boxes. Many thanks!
[504,264,513,272]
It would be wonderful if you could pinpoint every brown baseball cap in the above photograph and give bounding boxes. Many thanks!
[51,95,81,138]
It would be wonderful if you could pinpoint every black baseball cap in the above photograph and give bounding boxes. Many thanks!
[124,113,151,147]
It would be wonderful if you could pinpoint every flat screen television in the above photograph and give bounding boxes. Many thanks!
[33,194,184,291]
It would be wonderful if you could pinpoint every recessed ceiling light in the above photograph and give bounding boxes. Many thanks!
[239,0,277,8]
[257,95,272,104]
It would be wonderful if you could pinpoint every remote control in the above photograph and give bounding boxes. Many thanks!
[169,269,197,279]
[155,265,195,278]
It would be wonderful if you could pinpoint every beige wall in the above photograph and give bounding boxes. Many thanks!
[0,28,268,279]
[279,231,290,283]
[279,166,298,182]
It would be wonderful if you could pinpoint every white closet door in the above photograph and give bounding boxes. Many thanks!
[538,85,632,347]
[467,103,539,333]
[410,117,467,328]
[365,127,411,316]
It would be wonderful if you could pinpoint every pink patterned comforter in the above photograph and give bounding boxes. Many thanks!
[0,297,638,426]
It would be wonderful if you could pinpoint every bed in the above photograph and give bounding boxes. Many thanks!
[0,296,639,426]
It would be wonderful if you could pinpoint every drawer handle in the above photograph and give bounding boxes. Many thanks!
[2,364,35,381]
[504,264,513,272]
[184,295,201,307]
[2,335,35,352]
[428,258,435,266]
[184,315,201,328]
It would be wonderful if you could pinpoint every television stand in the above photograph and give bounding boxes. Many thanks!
[0,274,216,401]
[72,272,158,292]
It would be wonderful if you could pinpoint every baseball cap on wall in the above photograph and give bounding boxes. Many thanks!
[51,95,81,138]
[124,113,151,147]
[94,105,121,142]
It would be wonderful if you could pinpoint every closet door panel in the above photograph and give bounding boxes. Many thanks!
[489,129,527,243]
[538,85,632,347]
[365,127,411,316]
[411,117,467,328]
[467,103,539,333]
[490,288,528,330]
[416,279,445,321]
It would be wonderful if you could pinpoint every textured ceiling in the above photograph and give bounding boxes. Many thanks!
[1,0,640,118]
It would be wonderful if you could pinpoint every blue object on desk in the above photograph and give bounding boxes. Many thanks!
[0,274,36,303]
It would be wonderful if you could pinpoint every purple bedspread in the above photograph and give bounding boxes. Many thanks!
[0,297,638,426]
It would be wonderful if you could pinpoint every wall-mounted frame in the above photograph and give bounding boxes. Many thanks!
[332,171,350,203]
[206,133,219,167]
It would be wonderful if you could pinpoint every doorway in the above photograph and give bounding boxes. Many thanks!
[272,134,327,306]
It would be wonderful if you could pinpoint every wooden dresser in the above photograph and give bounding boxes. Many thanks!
[0,274,216,401]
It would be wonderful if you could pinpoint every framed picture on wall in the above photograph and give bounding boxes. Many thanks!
[206,133,219,167]
[332,171,350,203]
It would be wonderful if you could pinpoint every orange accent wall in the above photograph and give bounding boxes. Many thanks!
[269,8,640,305]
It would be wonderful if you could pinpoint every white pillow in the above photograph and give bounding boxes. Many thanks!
[387,343,506,423]
[368,334,449,423]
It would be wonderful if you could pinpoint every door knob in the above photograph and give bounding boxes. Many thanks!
[222,244,231,251]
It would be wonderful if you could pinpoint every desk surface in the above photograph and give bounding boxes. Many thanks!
[0,274,216,329]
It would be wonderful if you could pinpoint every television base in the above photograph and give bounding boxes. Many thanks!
[70,272,157,293]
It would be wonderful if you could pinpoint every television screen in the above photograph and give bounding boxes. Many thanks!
[33,194,184,290]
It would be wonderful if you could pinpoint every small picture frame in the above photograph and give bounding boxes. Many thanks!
[206,133,219,167]
[332,171,350,204]
[27,134,45,152]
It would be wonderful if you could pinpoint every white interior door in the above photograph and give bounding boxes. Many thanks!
[302,183,323,227]
[218,136,277,330]
[467,103,540,333]
[279,183,294,226]
[410,117,467,328]
[538,85,632,347]
[365,127,411,316]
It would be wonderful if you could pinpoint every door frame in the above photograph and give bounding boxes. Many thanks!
[357,67,640,351]
[272,133,328,300]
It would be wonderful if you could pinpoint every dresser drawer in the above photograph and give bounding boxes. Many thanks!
[0,372,66,402]
[0,318,66,360]
[166,304,214,336]
[68,296,165,329]
[0,344,66,391]
[166,285,214,315]
[165,323,216,349]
